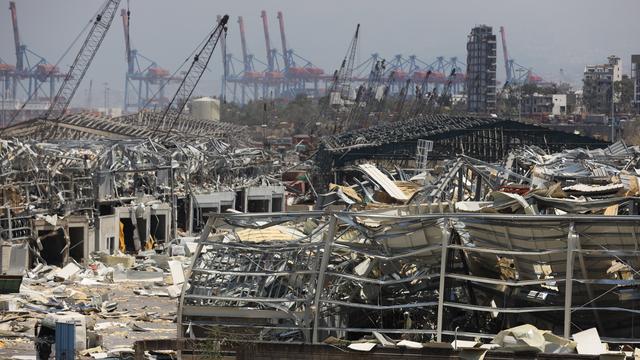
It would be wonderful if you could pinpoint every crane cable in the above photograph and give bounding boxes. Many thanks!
[149,23,226,138]
[0,9,97,136]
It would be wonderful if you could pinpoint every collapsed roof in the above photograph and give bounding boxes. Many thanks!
[0,111,248,143]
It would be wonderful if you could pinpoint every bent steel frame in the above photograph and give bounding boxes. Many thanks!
[179,211,640,344]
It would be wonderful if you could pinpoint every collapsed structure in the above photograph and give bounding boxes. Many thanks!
[0,111,291,274]
[180,140,640,348]
[2,108,639,356]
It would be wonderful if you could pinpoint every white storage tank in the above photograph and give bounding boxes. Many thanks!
[190,97,220,121]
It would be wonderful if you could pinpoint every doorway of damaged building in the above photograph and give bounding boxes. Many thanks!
[119,218,145,253]
[35,227,84,267]
[118,214,166,253]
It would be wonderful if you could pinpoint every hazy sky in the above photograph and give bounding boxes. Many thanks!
[1,0,639,107]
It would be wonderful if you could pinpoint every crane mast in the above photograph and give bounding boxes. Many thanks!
[260,10,274,71]
[43,0,121,121]
[238,16,251,73]
[9,1,24,72]
[218,14,229,102]
[121,8,133,74]
[499,26,512,84]
[331,24,360,100]
[276,11,290,70]
[157,15,229,139]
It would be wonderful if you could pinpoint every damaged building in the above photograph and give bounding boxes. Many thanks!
[315,114,608,191]
[0,111,288,274]
[178,139,640,351]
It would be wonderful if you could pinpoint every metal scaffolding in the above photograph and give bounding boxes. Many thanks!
[179,211,640,344]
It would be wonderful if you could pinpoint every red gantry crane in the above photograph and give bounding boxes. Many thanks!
[260,10,283,95]
[237,15,262,103]
[8,1,64,108]
[499,26,543,85]
[276,11,325,97]
[121,7,181,113]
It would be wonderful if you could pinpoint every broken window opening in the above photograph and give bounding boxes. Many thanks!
[176,198,187,232]
[235,191,245,212]
[119,219,136,253]
[98,203,115,216]
[150,214,167,244]
[193,207,217,233]
[38,229,66,267]
[68,227,84,264]
[272,197,283,212]
[248,200,269,213]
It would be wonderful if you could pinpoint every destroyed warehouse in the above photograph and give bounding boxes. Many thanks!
[1,2,639,358]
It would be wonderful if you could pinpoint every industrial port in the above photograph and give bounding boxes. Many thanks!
[0,0,640,359]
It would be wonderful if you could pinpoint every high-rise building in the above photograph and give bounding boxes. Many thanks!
[582,55,622,114]
[466,25,497,113]
[632,55,640,113]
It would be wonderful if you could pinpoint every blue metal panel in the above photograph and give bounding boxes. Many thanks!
[55,321,75,360]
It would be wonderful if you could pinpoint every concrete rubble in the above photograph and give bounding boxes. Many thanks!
[1,121,640,358]
[176,140,640,357]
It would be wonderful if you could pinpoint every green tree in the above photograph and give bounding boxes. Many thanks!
[582,78,601,113]
[614,76,634,113]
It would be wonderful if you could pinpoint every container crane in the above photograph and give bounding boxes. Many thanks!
[121,8,180,113]
[499,26,542,85]
[154,15,229,140]
[330,24,360,106]
[9,1,24,73]
[41,0,121,123]
[276,11,325,97]
[499,26,512,85]
[276,11,291,71]
[8,1,63,106]
[238,16,251,74]
[260,10,277,73]
[260,10,283,95]
[237,16,262,103]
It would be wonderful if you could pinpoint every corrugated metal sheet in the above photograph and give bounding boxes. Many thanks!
[358,164,409,201]
[561,183,623,194]
[605,141,629,155]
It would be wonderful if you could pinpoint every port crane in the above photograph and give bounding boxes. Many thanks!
[8,1,65,106]
[154,15,229,140]
[121,8,181,113]
[499,26,542,85]
[330,24,360,133]
[43,0,122,122]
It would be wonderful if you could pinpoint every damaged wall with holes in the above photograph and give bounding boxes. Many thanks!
[179,139,640,346]
[0,136,288,273]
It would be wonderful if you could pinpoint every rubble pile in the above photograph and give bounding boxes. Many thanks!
[0,137,280,208]
[1,111,249,143]
[0,249,191,358]
[177,141,640,354]
[2,111,640,359]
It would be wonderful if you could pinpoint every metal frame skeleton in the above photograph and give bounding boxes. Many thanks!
[179,211,640,344]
